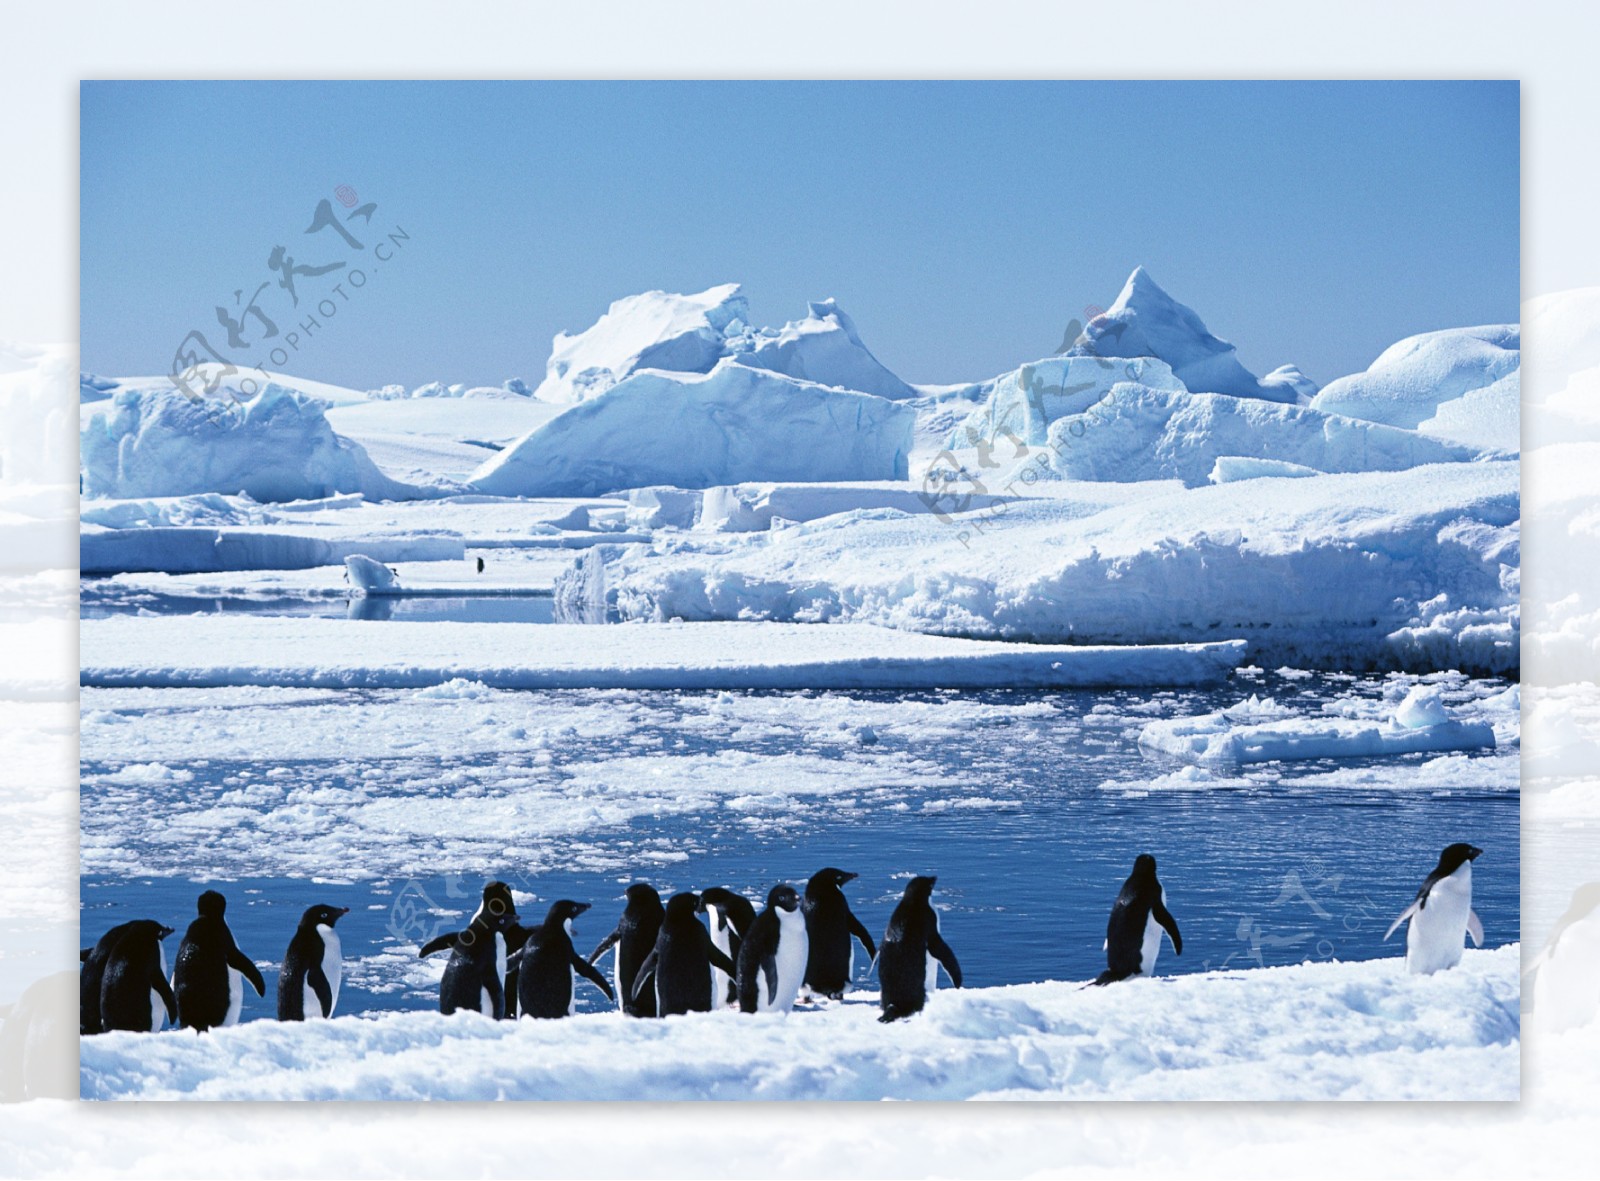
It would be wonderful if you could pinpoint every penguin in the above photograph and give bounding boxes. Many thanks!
[98,920,178,1033]
[475,556,485,574]
[1385,842,1483,975]
[80,921,137,1035]
[419,886,520,1018]
[700,886,755,1009]
[277,904,349,1021]
[1094,854,1182,985]
[511,901,615,1018]
[587,883,665,1017]
[631,892,737,1017]
[802,868,876,1000]
[1526,881,1600,1031]
[875,875,961,1022]
[173,890,267,1031]
[736,885,809,1014]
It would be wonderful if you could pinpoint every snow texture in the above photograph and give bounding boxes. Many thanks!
[470,359,917,498]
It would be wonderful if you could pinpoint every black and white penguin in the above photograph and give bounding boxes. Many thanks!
[1385,842,1483,975]
[419,885,520,1018]
[737,884,809,1014]
[631,892,736,1017]
[587,883,665,1018]
[276,904,349,1021]
[98,920,178,1033]
[80,921,137,1035]
[512,901,615,1018]
[802,868,876,1000]
[700,886,755,1009]
[1094,854,1182,985]
[875,875,961,1022]
[173,890,267,1031]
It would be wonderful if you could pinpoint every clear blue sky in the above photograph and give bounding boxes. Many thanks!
[80,81,1518,390]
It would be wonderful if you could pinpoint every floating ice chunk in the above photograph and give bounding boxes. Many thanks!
[1209,456,1322,484]
[1392,685,1452,729]
[344,554,400,596]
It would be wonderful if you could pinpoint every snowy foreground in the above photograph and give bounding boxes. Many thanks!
[79,946,1519,1102]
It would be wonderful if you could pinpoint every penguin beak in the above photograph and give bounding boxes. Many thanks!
[158,926,174,939]
[573,903,591,916]
[839,872,858,884]
[1468,847,1483,860]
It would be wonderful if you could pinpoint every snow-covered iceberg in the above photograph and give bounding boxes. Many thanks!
[1310,324,1520,451]
[470,360,917,498]
[80,384,420,502]
[1067,267,1300,403]
[726,298,919,400]
[951,354,1186,447]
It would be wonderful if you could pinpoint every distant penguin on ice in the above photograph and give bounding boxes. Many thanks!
[587,883,665,1018]
[420,882,520,1018]
[700,886,755,1009]
[631,892,736,1017]
[277,904,349,1021]
[98,920,178,1033]
[736,884,808,1014]
[1525,881,1600,1031]
[173,890,267,1031]
[875,875,961,1022]
[1094,854,1182,985]
[512,901,615,1018]
[801,867,876,1000]
[1385,843,1483,974]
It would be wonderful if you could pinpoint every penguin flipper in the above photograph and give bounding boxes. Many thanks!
[1467,910,1484,948]
[630,950,659,1003]
[929,931,963,988]
[1384,900,1421,943]
[307,965,334,1018]
[572,952,615,1001]
[706,945,736,979]
[80,948,91,964]
[587,928,620,966]
[1153,902,1183,956]
[761,954,779,1007]
[848,912,877,961]
[228,948,267,997]
[153,971,178,1022]
[419,932,459,958]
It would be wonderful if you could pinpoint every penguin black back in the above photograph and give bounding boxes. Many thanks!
[802,867,876,999]
[632,892,735,1017]
[1095,854,1182,985]
[173,890,267,1032]
[277,904,349,1021]
[876,876,961,1022]
[515,900,614,1019]
[420,884,519,1018]
[98,920,178,1033]
[80,921,136,1035]
[587,884,664,1018]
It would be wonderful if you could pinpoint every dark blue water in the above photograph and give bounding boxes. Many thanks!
[78,588,556,623]
[80,678,1519,1022]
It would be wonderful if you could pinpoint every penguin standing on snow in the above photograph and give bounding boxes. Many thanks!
[512,901,615,1018]
[98,921,178,1033]
[1094,854,1182,985]
[173,890,267,1031]
[875,876,961,1023]
[700,886,755,1009]
[587,883,665,1017]
[1525,881,1600,1031]
[277,904,349,1021]
[802,868,876,1000]
[80,921,137,1034]
[1385,843,1484,975]
[632,892,737,1017]
[420,885,521,1018]
[736,885,809,1014]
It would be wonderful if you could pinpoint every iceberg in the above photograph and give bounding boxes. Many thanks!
[80,384,421,503]
[469,359,917,498]
[951,354,1186,447]
[727,298,919,400]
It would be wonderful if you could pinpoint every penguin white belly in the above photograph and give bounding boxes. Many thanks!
[1406,865,1473,975]
[762,910,808,1013]
[480,986,495,1017]
[150,945,168,1032]
[224,967,244,1026]
[568,967,578,1016]
[495,932,507,991]
[1140,912,1165,976]
[925,912,942,994]
[707,906,734,1007]
[304,924,342,1018]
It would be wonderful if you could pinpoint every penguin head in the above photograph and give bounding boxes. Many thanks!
[479,881,516,923]
[903,875,938,902]
[119,920,173,944]
[665,892,702,921]
[1436,843,1483,875]
[302,904,349,929]
[807,868,857,897]
[544,900,591,932]
[766,885,801,913]
[196,890,226,919]
[623,883,663,912]
[1132,854,1159,879]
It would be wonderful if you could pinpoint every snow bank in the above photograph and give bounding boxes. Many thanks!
[574,462,1519,675]
[80,526,463,575]
[78,946,1518,1101]
[1043,383,1472,487]
[1310,324,1520,448]
[80,384,421,502]
[1067,267,1299,402]
[78,617,1246,691]
[1139,689,1495,765]
[727,297,919,400]
[469,360,917,498]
